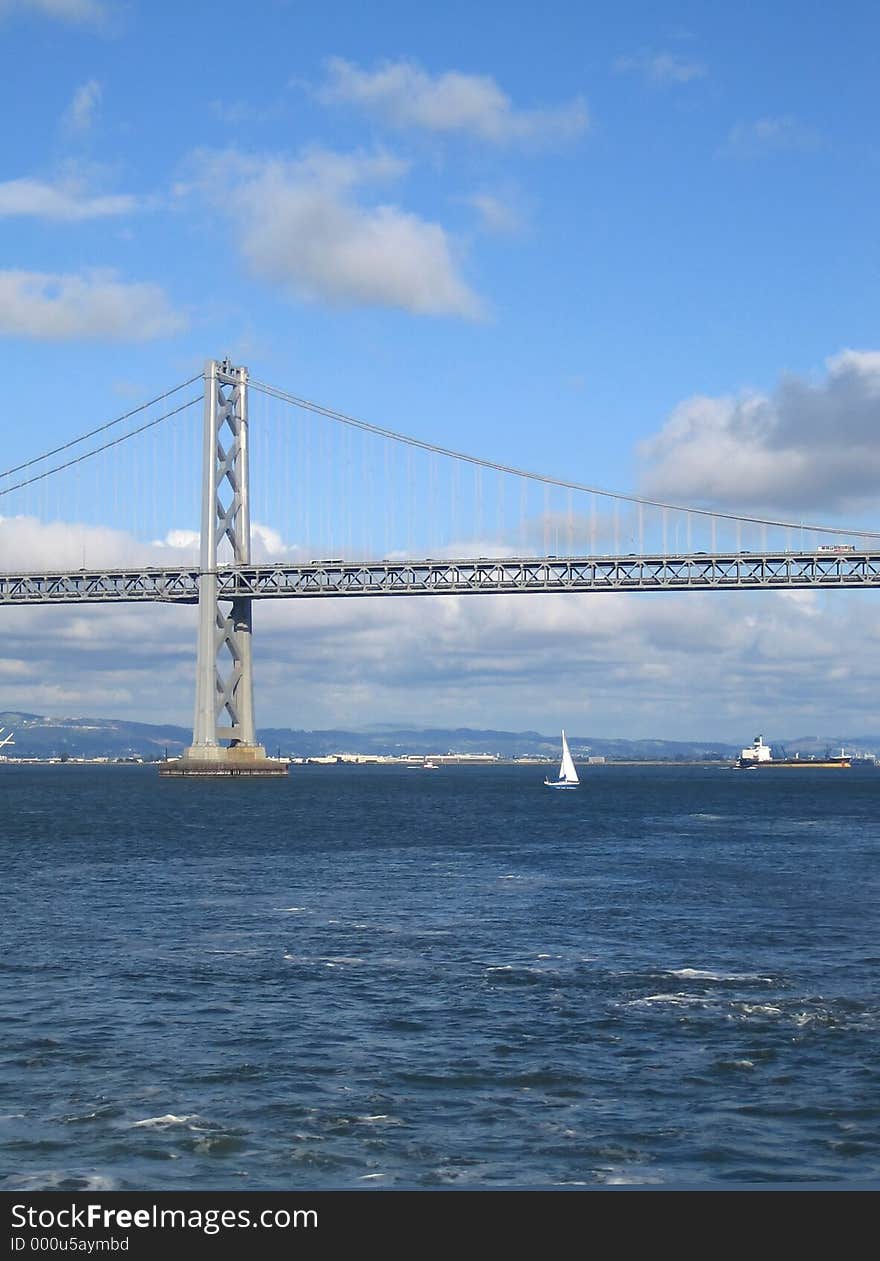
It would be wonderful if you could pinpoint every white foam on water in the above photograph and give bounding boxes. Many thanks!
[285,951,367,967]
[626,993,708,1008]
[735,1003,783,1017]
[6,1172,118,1191]
[792,1010,826,1027]
[274,907,307,913]
[483,963,551,978]
[667,968,724,980]
[601,1170,665,1186]
[131,1114,201,1129]
[191,1135,239,1153]
[666,968,774,983]
[358,1173,386,1180]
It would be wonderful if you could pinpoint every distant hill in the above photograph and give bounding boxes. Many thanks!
[2,711,878,761]
[0,712,192,759]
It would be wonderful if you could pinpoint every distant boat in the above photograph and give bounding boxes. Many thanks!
[735,733,851,769]
[544,730,579,789]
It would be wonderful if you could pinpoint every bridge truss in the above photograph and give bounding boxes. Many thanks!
[3,550,880,605]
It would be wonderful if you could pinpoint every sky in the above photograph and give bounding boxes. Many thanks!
[1,0,879,741]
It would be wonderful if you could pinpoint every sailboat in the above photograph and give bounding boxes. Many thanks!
[544,730,579,789]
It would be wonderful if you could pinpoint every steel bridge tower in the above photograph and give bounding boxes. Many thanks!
[161,359,286,777]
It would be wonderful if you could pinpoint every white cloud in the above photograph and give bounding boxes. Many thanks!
[154,529,199,554]
[725,115,822,155]
[614,50,707,85]
[0,176,139,221]
[464,192,523,235]
[0,515,194,569]
[0,516,307,575]
[0,269,186,340]
[0,0,113,27]
[62,79,101,134]
[638,349,880,513]
[320,57,588,145]
[191,147,483,319]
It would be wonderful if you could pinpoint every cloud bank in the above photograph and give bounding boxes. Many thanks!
[638,350,880,513]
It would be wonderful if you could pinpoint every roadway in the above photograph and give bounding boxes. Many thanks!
[2,551,879,604]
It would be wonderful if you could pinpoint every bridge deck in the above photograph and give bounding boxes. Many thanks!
[2,552,879,604]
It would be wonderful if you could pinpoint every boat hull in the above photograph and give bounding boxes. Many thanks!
[735,758,851,769]
[544,779,578,789]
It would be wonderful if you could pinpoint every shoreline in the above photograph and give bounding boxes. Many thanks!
[2,755,734,768]
[3,757,875,770]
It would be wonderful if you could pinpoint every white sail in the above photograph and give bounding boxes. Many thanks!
[544,729,580,788]
[559,730,579,784]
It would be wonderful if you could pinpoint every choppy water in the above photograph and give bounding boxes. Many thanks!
[1,763,878,1189]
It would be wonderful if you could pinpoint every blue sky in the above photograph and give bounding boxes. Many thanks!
[1,0,879,740]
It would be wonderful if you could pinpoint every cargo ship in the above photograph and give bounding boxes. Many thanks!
[735,734,851,769]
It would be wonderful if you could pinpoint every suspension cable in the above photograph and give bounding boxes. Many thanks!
[0,395,203,498]
[0,374,204,480]
[250,378,880,540]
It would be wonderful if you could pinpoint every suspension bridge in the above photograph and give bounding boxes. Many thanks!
[2,359,878,775]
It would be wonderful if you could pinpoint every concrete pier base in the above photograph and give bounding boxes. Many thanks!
[159,744,289,778]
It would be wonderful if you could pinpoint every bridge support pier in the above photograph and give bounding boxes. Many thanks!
[160,358,287,778]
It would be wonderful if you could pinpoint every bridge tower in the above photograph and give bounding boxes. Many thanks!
[161,358,286,777]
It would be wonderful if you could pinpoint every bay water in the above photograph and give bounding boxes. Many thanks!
[2,763,877,1189]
